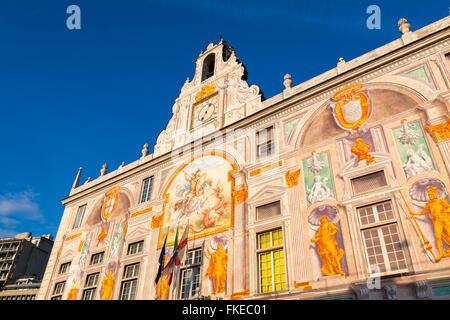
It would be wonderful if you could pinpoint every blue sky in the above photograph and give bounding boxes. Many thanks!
[0,0,447,238]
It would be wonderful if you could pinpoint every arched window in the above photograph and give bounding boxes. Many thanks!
[201,53,215,82]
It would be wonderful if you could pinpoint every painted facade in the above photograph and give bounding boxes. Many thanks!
[38,17,450,300]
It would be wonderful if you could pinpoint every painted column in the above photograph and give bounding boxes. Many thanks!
[285,168,309,283]
[426,118,450,175]
[231,170,248,295]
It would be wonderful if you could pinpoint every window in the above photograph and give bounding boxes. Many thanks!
[51,295,62,300]
[82,273,99,300]
[180,248,203,299]
[257,229,286,294]
[140,177,154,203]
[72,204,86,229]
[256,201,281,221]
[59,262,71,274]
[357,201,408,276]
[120,263,140,300]
[201,53,215,81]
[90,252,104,265]
[127,241,144,255]
[256,126,275,159]
[351,171,387,195]
[53,281,66,298]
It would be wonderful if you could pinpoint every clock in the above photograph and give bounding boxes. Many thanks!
[197,101,216,122]
[192,97,218,129]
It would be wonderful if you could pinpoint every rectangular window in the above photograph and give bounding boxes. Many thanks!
[351,171,387,195]
[90,252,104,265]
[256,201,281,221]
[357,201,408,276]
[53,281,66,296]
[59,262,71,274]
[51,295,62,300]
[127,241,144,255]
[120,263,140,300]
[180,247,203,299]
[82,273,99,300]
[140,177,154,203]
[256,126,274,159]
[72,204,86,229]
[257,229,286,294]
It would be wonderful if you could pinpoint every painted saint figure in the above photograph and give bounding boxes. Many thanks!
[67,282,79,300]
[411,186,450,261]
[310,216,345,276]
[206,242,228,294]
[101,269,115,300]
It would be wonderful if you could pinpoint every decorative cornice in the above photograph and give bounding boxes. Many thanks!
[65,232,82,242]
[285,169,301,188]
[151,215,163,229]
[293,281,312,290]
[62,22,449,206]
[249,160,283,177]
[230,289,250,300]
[131,207,152,219]
[232,185,248,205]
[426,118,450,142]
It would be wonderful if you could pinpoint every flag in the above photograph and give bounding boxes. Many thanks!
[162,223,189,284]
[155,233,167,285]
[162,223,179,285]
[173,223,179,255]
[175,225,189,266]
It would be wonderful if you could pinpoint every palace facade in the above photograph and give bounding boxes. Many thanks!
[38,16,450,300]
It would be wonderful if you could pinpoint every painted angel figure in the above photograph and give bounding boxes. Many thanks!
[307,176,332,204]
[403,144,433,178]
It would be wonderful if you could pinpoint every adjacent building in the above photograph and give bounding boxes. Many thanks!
[38,16,450,300]
[0,232,54,300]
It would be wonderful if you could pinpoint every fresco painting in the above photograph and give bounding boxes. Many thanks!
[159,155,235,248]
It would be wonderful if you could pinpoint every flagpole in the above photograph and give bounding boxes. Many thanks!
[176,219,188,300]
[399,190,437,262]
[198,234,206,299]
[189,227,196,299]
[171,222,179,299]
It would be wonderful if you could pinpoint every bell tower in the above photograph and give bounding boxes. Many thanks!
[153,40,263,157]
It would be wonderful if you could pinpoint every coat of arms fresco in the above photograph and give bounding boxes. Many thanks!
[159,155,236,248]
[329,82,372,133]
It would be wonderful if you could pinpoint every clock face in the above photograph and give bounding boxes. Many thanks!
[197,102,216,122]
[192,98,217,128]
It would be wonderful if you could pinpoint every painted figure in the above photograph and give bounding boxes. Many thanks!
[403,144,433,178]
[184,168,207,197]
[97,224,107,247]
[411,186,450,261]
[191,182,229,232]
[101,269,115,300]
[67,282,79,300]
[206,242,228,294]
[310,216,345,276]
[351,138,374,165]
[307,176,332,204]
